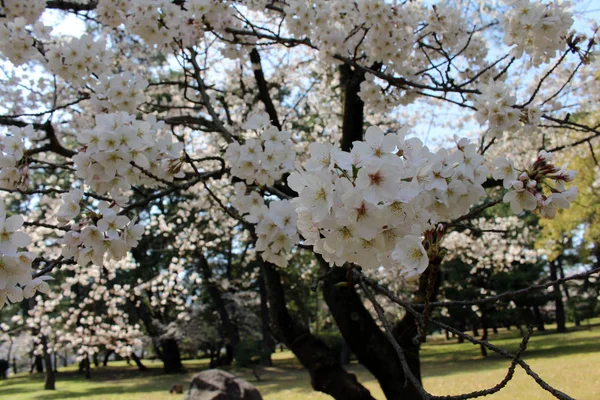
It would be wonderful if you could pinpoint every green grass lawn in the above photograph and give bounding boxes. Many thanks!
[2,321,599,400]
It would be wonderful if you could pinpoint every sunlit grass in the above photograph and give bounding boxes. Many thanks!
[1,320,599,399]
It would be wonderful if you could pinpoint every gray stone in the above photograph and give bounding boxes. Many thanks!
[185,369,263,400]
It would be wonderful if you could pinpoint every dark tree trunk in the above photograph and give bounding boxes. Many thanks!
[85,356,91,379]
[480,312,488,358]
[53,351,57,373]
[198,252,240,366]
[103,350,113,366]
[262,260,374,400]
[533,305,546,331]
[558,263,580,326]
[458,319,466,343]
[63,351,68,367]
[340,339,351,365]
[321,262,425,400]
[12,358,17,375]
[34,355,44,373]
[339,64,366,151]
[130,352,147,371]
[550,260,567,333]
[161,338,183,374]
[492,325,498,334]
[258,270,274,366]
[92,352,99,368]
[41,336,55,390]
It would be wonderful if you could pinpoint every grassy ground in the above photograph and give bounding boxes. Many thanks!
[1,321,599,400]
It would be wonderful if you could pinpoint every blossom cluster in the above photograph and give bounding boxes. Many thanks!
[232,182,298,267]
[90,72,149,114]
[285,127,489,279]
[0,202,51,309]
[0,125,40,190]
[46,35,114,87]
[0,0,45,24]
[502,0,574,66]
[73,112,184,206]
[225,113,295,186]
[494,150,577,217]
[59,198,144,267]
[103,0,237,49]
[474,80,541,139]
[0,18,44,66]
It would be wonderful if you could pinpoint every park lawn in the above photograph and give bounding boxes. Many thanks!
[1,322,599,400]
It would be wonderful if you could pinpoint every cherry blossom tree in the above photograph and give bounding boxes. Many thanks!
[0,0,599,399]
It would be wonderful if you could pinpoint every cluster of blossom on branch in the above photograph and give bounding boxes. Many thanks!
[474,80,542,139]
[232,182,298,267]
[74,112,184,206]
[225,113,295,186]
[286,127,492,279]
[493,150,577,217]
[502,0,574,66]
[0,203,51,308]
[0,125,41,190]
[59,198,144,268]
[97,0,238,49]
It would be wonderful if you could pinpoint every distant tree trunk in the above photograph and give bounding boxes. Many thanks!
[63,350,68,367]
[550,260,567,333]
[53,351,57,373]
[92,353,99,368]
[445,330,450,340]
[492,325,498,334]
[85,356,91,380]
[558,263,581,326]
[479,311,489,358]
[130,352,147,371]
[12,357,17,375]
[458,319,465,343]
[41,336,55,390]
[258,270,274,366]
[533,305,546,331]
[160,338,183,374]
[198,252,240,366]
[103,350,114,366]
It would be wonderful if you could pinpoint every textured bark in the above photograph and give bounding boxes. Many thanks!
[322,266,422,400]
[249,48,281,130]
[261,261,374,400]
[198,252,240,366]
[41,336,55,390]
[339,64,366,152]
